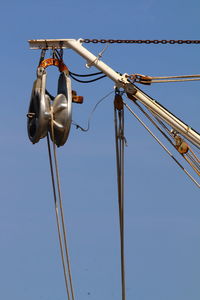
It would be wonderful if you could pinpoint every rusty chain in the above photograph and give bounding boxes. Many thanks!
[83,39,200,44]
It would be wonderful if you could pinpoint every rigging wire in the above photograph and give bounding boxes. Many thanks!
[132,98,176,148]
[149,111,200,175]
[150,74,200,83]
[128,73,200,85]
[123,101,200,188]
[47,134,71,300]
[72,90,114,132]
[114,92,126,300]
[50,112,75,300]
[46,111,75,300]
[127,94,199,175]
[136,102,200,175]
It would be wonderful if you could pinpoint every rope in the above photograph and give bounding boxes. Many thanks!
[123,101,200,188]
[69,71,103,77]
[50,113,75,300]
[132,99,200,177]
[149,112,200,176]
[131,98,176,148]
[184,154,200,176]
[47,109,75,300]
[114,93,126,300]
[69,72,106,83]
[128,73,200,85]
[47,134,71,299]
[151,78,200,83]
[151,75,200,79]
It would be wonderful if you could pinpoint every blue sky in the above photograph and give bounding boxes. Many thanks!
[0,1,200,299]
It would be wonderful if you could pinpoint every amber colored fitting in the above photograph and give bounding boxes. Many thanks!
[72,90,84,104]
[39,58,69,73]
[114,94,123,110]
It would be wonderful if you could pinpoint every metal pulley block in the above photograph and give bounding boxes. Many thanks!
[27,70,51,144]
[27,60,72,147]
[174,135,189,154]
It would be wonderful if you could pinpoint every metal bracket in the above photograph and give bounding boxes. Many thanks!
[28,39,83,50]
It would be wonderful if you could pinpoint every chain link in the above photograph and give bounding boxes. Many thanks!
[83,39,200,45]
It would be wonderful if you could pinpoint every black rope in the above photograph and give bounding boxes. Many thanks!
[69,71,104,77]
[54,49,64,60]
[45,89,55,101]
[38,49,46,65]
[69,72,107,83]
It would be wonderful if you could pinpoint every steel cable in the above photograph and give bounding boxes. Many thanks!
[123,101,200,188]
[47,134,71,299]
[136,101,200,176]
[114,96,126,300]
[46,110,75,300]
[72,90,114,132]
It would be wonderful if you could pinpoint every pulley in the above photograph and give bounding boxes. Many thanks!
[27,56,73,147]
[50,72,72,147]
[27,69,51,144]
[174,135,189,154]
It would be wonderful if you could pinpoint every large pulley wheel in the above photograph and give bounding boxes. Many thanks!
[50,72,72,147]
[27,72,51,144]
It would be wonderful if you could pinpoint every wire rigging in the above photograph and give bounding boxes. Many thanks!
[123,100,200,188]
[72,90,114,132]
[47,134,72,299]
[131,97,200,176]
[149,111,200,175]
[128,73,200,85]
[28,40,200,300]
[46,111,75,300]
[50,113,75,300]
[114,91,126,300]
